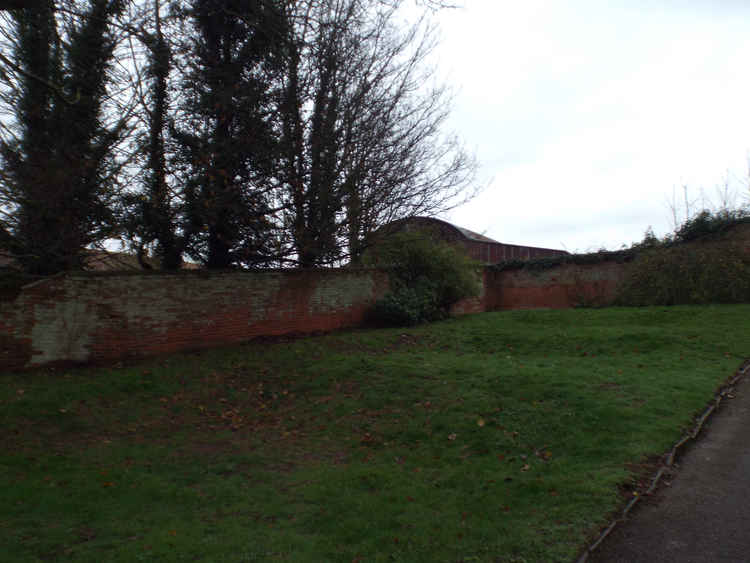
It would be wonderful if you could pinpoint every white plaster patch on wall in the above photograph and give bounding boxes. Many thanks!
[30,298,94,365]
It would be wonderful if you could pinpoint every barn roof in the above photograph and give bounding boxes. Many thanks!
[394,216,501,243]
[453,225,500,243]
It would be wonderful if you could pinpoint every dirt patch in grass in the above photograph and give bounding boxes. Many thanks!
[621,455,665,496]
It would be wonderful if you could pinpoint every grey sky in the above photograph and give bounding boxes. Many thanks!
[431,1,750,251]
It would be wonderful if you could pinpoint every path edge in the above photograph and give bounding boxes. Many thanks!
[574,358,750,563]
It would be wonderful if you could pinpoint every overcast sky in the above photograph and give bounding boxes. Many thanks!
[427,1,750,252]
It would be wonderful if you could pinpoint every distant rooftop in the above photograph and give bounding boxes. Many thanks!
[453,225,500,244]
[380,216,568,263]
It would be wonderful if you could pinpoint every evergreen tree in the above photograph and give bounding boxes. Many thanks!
[173,0,287,268]
[0,0,126,275]
[0,1,60,270]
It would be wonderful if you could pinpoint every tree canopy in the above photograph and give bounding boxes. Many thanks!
[0,0,476,273]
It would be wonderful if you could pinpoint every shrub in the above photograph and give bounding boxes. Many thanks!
[617,241,750,306]
[673,209,750,244]
[370,283,439,326]
[364,232,480,326]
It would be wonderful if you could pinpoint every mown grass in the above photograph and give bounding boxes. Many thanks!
[1,305,748,562]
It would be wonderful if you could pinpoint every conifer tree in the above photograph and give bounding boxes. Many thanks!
[0,0,126,275]
[173,0,287,268]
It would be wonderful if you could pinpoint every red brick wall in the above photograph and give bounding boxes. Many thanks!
[0,261,631,370]
[0,269,390,369]
[8,229,748,369]
[481,261,629,310]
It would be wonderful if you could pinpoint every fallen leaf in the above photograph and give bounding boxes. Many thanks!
[477,418,485,427]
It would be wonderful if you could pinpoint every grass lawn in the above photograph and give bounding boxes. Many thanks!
[2,305,748,562]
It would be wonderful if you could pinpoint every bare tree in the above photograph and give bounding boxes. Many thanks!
[277,0,477,267]
[666,169,749,233]
[666,183,700,231]
[117,0,185,269]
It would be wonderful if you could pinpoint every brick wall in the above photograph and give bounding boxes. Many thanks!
[0,260,629,370]
[0,269,390,370]
[5,226,749,370]
[483,261,629,310]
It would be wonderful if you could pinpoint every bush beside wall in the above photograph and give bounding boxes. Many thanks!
[364,232,481,326]
[617,240,750,306]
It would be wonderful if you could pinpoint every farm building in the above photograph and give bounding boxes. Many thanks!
[378,216,568,264]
